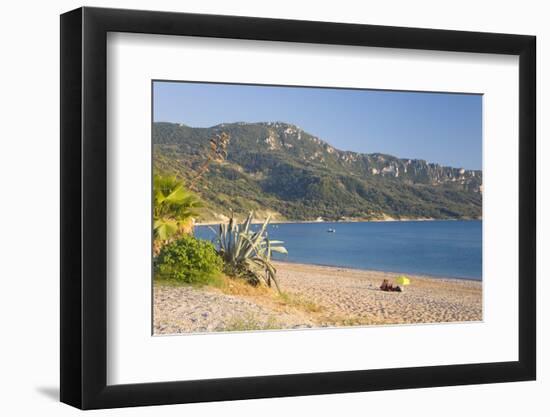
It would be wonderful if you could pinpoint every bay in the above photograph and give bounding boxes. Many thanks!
[195,220,482,280]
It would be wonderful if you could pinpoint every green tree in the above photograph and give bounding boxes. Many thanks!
[153,174,203,253]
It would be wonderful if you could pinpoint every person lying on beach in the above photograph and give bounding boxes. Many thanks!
[380,279,402,292]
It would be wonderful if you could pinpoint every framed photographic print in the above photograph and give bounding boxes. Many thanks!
[60,6,536,410]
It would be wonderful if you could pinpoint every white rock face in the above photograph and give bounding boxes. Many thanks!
[310,151,323,160]
[342,153,358,163]
[264,133,280,150]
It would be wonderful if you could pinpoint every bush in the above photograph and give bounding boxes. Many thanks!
[155,235,223,285]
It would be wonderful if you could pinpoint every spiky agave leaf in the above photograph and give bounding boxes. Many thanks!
[268,246,288,254]
[215,211,287,292]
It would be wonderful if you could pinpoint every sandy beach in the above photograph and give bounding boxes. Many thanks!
[154,261,482,334]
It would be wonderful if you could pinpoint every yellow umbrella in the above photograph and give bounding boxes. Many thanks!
[396,276,410,287]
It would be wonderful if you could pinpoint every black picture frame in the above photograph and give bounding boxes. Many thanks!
[60,6,536,410]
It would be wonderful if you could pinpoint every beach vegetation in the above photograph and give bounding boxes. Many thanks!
[221,314,279,332]
[212,274,324,314]
[153,174,203,253]
[214,212,287,292]
[328,316,377,327]
[216,275,273,297]
[154,235,223,286]
[277,292,323,313]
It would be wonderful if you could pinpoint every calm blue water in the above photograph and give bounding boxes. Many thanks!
[195,220,482,281]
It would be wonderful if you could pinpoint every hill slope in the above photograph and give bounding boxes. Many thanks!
[153,121,482,222]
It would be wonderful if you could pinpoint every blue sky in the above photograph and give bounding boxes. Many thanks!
[153,81,482,170]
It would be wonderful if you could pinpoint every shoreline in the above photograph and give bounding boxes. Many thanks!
[194,217,482,226]
[154,260,482,334]
[272,259,482,282]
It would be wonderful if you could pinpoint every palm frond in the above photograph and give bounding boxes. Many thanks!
[153,174,203,244]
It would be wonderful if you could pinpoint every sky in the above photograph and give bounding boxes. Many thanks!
[153,81,482,170]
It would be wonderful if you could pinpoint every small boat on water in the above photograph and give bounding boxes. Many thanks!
[327,228,336,233]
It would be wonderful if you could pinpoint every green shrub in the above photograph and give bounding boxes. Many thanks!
[155,235,223,285]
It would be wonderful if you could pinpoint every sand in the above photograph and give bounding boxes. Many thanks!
[153,261,482,335]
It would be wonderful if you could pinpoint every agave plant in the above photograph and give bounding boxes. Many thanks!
[214,212,287,292]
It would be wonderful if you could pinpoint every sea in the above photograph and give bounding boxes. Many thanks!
[194,220,482,281]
